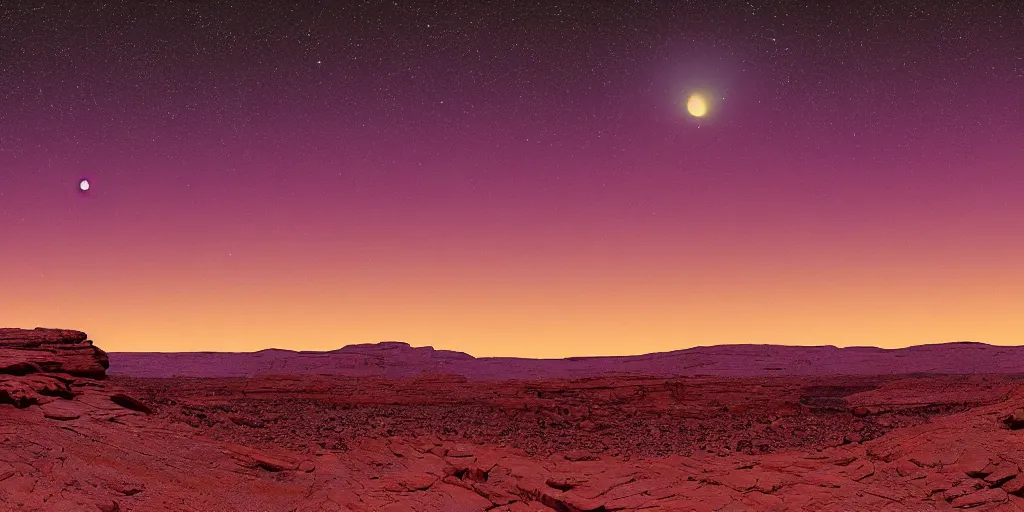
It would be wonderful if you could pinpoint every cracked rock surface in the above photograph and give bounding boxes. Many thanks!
[6,328,1024,511]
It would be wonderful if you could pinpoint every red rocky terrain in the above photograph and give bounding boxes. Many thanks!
[6,327,1024,511]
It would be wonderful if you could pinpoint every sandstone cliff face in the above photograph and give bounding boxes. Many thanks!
[0,328,111,411]
[0,328,109,379]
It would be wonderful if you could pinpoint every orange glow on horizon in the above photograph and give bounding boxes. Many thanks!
[6,228,1023,357]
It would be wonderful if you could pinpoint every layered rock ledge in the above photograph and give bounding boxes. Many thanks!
[0,327,109,379]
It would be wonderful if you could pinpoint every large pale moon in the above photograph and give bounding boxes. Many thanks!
[79,179,90,191]
[686,93,708,118]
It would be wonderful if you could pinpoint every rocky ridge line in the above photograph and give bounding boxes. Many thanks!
[111,340,1024,379]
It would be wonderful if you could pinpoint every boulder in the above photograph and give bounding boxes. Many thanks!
[1004,408,1024,430]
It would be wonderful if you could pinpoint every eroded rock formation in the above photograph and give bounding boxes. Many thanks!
[0,327,108,379]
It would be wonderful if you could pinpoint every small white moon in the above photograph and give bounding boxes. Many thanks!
[79,179,90,191]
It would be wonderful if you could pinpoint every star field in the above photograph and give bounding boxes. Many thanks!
[1,0,1023,356]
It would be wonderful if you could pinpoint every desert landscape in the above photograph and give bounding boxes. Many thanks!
[5,0,1021,510]
[3,328,1024,511]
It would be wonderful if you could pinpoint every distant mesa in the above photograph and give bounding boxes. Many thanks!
[6,326,1005,382]
[106,337,1018,380]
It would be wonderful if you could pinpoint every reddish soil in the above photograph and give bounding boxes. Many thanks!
[114,373,991,459]
[5,328,1024,511]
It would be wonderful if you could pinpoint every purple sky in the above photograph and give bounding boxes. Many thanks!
[2,1,1023,356]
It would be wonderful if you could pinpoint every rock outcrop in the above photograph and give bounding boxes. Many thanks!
[0,327,109,378]
[0,328,113,412]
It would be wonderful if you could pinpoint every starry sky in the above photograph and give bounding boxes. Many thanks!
[2,1,1023,356]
